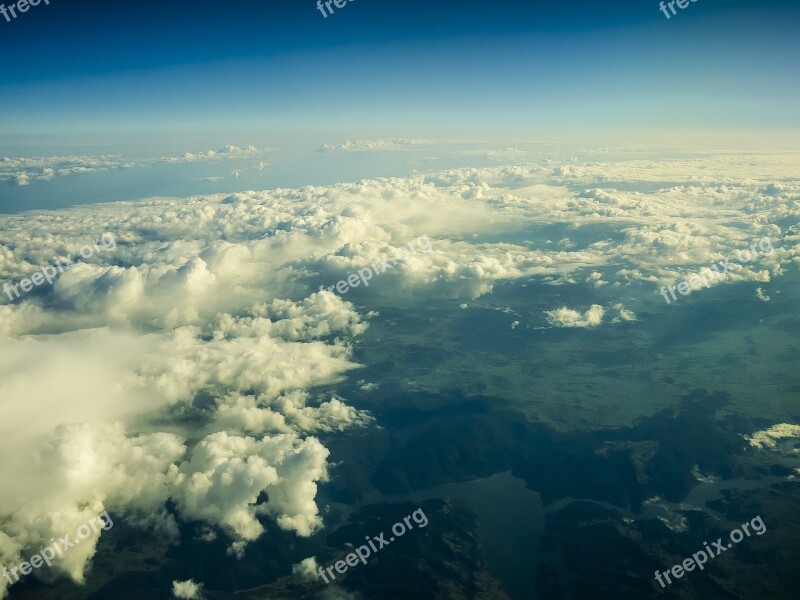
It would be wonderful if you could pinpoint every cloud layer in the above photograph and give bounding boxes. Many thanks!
[0,152,798,596]
[1,145,274,185]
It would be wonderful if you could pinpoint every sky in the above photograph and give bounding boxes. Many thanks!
[1,0,798,142]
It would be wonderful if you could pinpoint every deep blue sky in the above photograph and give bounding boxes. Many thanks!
[0,0,798,139]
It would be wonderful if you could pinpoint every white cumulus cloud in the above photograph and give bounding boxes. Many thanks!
[172,579,205,599]
[544,305,605,328]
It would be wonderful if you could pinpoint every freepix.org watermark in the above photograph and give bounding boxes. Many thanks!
[658,0,700,20]
[1,0,49,24]
[3,232,116,302]
[319,235,432,297]
[654,515,766,589]
[317,507,428,584]
[316,0,355,18]
[659,237,774,304]
[2,511,114,588]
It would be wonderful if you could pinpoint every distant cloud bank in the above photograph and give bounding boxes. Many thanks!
[0,145,275,185]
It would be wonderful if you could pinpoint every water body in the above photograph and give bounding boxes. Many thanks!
[331,459,800,599]
[544,457,800,530]
[332,471,545,600]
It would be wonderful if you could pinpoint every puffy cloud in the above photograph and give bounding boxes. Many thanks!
[0,422,184,588]
[545,305,605,328]
[172,579,205,599]
[171,431,329,546]
[0,154,140,185]
[4,157,797,311]
[586,271,607,287]
[746,424,800,450]
[1,146,274,185]
[161,144,273,163]
[0,296,368,595]
[213,391,372,436]
[612,304,637,323]
[292,556,320,581]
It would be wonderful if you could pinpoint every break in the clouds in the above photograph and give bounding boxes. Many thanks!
[0,152,798,597]
[0,145,274,186]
